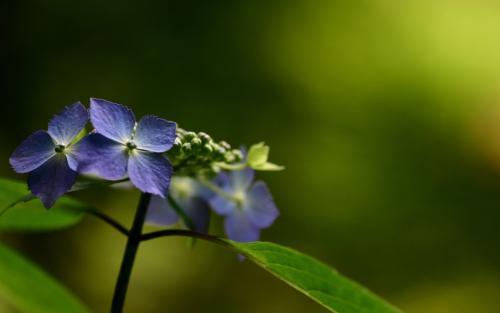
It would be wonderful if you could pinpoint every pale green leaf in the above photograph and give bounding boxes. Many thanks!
[251,162,285,171]
[226,240,402,313]
[0,243,91,313]
[247,142,284,171]
[247,142,269,166]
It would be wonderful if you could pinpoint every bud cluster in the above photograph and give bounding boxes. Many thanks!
[167,128,244,177]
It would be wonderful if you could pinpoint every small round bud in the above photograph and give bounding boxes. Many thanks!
[181,143,192,154]
[216,146,226,154]
[202,144,213,154]
[224,152,236,163]
[220,141,231,150]
[191,137,202,146]
[212,146,226,162]
[184,131,196,141]
[198,132,212,143]
[232,149,244,162]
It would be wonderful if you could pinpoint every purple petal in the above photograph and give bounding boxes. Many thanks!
[246,181,279,228]
[146,195,179,226]
[10,130,55,173]
[146,195,211,233]
[134,115,176,153]
[224,210,260,242]
[73,133,128,180]
[209,172,236,215]
[212,172,230,191]
[194,182,216,201]
[209,195,235,215]
[213,172,230,187]
[28,155,78,208]
[90,98,135,143]
[65,154,79,172]
[48,102,88,145]
[229,168,254,190]
[128,151,172,197]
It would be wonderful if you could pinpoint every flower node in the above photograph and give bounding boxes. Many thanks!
[126,141,137,150]
[54,145,66,153]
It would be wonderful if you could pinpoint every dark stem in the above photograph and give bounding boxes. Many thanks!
[111,193,151,313]
[140,229,228,247]
[86,209,129,236]
[167,195,195,230]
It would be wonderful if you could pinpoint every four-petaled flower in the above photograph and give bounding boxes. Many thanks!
[9,102,88,208]
[210,168,279,242]
[76,98,176,197]
[146,176,213,233]
[9,99,281,242]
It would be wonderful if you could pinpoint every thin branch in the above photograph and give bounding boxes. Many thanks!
[167,195,195,230]
[140,229,228,247]
[198,178,236,202]
[70,178,130,193]
[84,209,130,236]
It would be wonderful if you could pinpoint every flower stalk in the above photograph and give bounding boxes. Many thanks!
[111,192,151,313]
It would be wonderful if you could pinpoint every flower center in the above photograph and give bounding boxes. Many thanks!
[233,190,246,208]
[173,178,194,199]
[54,145,65,153]
[126,141,137,150]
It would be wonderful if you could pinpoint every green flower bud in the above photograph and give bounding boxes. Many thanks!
[182,143,192,154]
[191,137,202,146]
[213,144,226,156]
[232,149,244,162]
[174,137,183,146]
[198,132,212,143]
[202,144,213,154]
[184,131,196,141]
[224,152,236,163]
[219,141,231,150]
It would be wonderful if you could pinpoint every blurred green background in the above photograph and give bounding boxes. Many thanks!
[2,0,500,312]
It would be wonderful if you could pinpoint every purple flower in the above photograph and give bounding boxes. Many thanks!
[146,177,212,233]
[210,168,279,242]
[9,102,89,208]
[76,98,176,197]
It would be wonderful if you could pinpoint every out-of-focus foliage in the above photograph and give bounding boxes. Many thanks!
[0,243,90,313]
[0,178,85,231]
[2,0,500,312]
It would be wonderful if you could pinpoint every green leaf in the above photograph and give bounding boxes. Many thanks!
[0,178,86,231]
[247,142,270,166]
[0,243,90,313]
[226,241,402,313]
[247,142,284,171]
[251,162,285,171]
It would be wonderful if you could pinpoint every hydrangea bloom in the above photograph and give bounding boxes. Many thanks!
[9,102,88,208]
[76,98,176,197]
[210,168,279,242]
[146,176,212,233]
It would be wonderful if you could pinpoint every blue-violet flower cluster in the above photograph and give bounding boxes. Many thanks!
[10,99,281,242]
